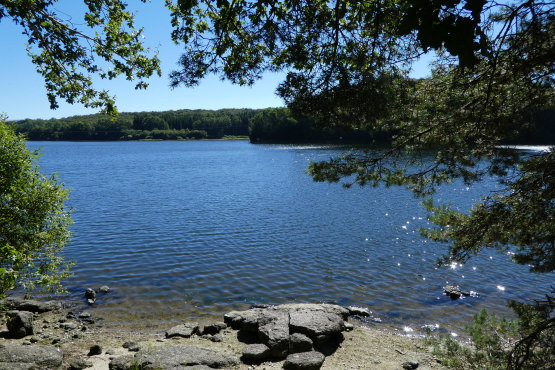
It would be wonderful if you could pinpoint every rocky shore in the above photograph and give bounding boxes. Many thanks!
[0,297,447,369]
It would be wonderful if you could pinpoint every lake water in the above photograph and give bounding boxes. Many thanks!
[27,141,553,335]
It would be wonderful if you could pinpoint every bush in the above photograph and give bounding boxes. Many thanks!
[0,119,72,297]
[429,296,554,369]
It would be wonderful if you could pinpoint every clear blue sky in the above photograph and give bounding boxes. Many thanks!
[0,1,431,120]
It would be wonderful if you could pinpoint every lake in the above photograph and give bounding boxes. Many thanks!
[27,140,553,335]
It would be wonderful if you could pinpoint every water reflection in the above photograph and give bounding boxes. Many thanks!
[26,141,555,335]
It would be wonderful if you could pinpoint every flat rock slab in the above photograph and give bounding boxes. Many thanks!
[110,345,238,369]
[0,343,63,369]
[241,343,271,363]
[0,298,60,313]
[289,309,344,337]
[283,351,325,370]
[165,322,199,338]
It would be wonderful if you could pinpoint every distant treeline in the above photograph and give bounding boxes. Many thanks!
[11,107,554,144]
[13,109,257,141]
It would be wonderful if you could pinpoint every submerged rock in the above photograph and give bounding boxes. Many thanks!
[84,288,96,300]
[97,285,110,293]
[443,285,470,300]
[347,306,371,317]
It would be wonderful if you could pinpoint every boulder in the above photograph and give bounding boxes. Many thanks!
[278,303,349,320]
[289,308,344,338]
[0,343,63,369]
[283,351,325,370]
[224,309,263,331]
[110,345,238,369]
[165,322,199,338]
[122,341,140,352]
[6,311,34,338]
[0,298,60,313]
[87,344,102,356]
[289,333,313,353]
[241,343,271,363]
[258,310,290,358]
[200,321,227,335]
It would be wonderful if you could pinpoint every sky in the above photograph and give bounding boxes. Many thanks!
[0,1,432,121]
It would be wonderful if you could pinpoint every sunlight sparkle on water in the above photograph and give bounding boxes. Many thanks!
[497,285,506,291]
[403,326,414,333]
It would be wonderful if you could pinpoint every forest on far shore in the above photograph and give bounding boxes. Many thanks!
[10,107,554,145]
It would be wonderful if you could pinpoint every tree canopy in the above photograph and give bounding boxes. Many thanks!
[0,0,161,115]
[164,0,554,271]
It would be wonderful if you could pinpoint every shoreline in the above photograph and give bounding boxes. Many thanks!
[0,299,448,369]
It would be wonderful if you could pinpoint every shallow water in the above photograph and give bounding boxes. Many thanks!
[27,141,554,334]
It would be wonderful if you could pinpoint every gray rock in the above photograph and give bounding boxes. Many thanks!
[201,321,227,335]
[278,304,350,320]
[122,341,140,352]
[241,343,271,363]
[224,309,263,332]
[344,322,354,331]
[69,358,93,369]
[60,322,78,330]
[78,312,91,319]
[85,288,96,300]
[0,343,63,369]
[88,344,102,356]
[210,334,223,343]
[0,298,61,313]
[289,308,344,338]
[283,351,325,370]
[97,285,110,293]
[86,299,95,305]
[112,345,238,369]
[165,322,199,338]
[6,311,34,338]
[289,333,313,353]
[444,285,470,300]
[258,310,290,358]
[108,355,134,370]
[347,306,370,317]
[402,360,419,369]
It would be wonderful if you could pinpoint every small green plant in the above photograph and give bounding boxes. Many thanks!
[429,295,554,369]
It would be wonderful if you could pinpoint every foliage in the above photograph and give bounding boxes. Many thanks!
[12,109,257,140]
[429,294,554,369]
[0,0,161,115]
[163,1,554,367]
[0,119,72,297]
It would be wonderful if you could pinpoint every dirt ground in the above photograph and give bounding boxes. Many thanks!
[2,308,449,369]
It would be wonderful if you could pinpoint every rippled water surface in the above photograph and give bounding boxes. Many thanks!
[28,141,553,333]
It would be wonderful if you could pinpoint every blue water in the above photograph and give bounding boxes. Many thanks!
[27,141,553,333]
